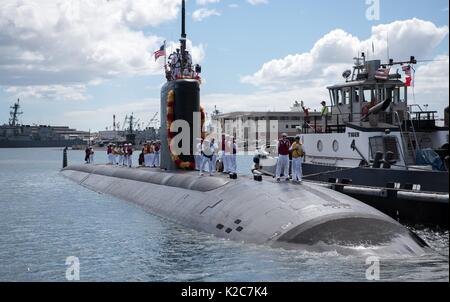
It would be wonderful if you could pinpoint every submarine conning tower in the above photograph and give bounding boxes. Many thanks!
[160,0,202,171]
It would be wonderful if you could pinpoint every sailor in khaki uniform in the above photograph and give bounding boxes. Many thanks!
[290,135,305,183]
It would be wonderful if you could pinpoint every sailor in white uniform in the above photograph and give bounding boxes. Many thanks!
[152,141,160,167]
[184,50,193,76]
[171,49,181,79]
[223,135,231,174]
[107,144,114,165]
[199,139,217,176]
[229,137,237,174]
[122,144,128,166]
[275,133,291,182]
[195,138,202,170]
[126,144,133,168]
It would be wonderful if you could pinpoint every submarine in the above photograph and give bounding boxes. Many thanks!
[61,0,428,256]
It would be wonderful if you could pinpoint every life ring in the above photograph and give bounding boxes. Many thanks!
[166,90,205,170]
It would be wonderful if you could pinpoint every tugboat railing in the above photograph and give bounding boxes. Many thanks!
[406,110,420,153]
[394,111,410,171]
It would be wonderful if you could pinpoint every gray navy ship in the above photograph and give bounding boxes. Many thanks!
[0,99,86,148]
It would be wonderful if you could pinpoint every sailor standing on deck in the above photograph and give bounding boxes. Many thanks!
[89,147,94,164]
[114,145,121,165]
[195,138,202,170]
[84,146,90,164]
[152,141,160,167]
[223,135,231,174]
[229,136,237,174]
[122,144,128,166]
[107,143,114,165]
[290,135,305,184]
[139,147,145,166]
[143,142,151,167]
[150,141,156,167]
[171,49,181,79]
[184,50,193,76]
[127,144,133,168]
[199,138,217,176]
[275,133,290,182]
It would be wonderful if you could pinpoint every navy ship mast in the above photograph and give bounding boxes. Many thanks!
[9,99,22,126]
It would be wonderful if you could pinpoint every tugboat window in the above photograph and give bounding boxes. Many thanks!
[317,140,323,152]
[332,140,339,152]
[369,136,400,160]
[363,89,373,103]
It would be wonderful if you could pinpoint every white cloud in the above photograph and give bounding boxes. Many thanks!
[192,8,221,22]
[246,0,268,5]
[236,18,448,115]
[205,55,449,117]
[63,98,160,131]
[196,0,220,5]
[166,40,206,63]
[5,84,88,101]
[0,0,205,100]
[413,54,449,110]
[242,18,448,88]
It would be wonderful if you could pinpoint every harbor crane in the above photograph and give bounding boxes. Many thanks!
[146,112,159,129]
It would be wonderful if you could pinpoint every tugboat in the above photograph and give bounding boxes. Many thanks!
[254,54,449,228]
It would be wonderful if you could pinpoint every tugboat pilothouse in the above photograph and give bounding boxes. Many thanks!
[254,54,449,228]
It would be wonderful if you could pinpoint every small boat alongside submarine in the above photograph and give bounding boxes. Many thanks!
[253,55,449,229]
[61,0,430,255]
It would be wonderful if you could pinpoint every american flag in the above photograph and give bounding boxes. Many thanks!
[402,65,412,76]
[403,65,413,87]
[375,67,390,80]
[154,44,166,61]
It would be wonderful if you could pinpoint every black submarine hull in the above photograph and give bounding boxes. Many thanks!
[61,164,429,256]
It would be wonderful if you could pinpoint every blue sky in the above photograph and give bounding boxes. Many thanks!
[0,0,448,131]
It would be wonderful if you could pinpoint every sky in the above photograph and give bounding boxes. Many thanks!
[0,0,448,131]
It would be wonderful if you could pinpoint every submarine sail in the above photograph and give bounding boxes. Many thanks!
[160,0,202,171]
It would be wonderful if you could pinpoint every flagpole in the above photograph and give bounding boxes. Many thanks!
[164,40,167,68]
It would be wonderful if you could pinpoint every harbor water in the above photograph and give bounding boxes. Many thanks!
[0,148,448,281]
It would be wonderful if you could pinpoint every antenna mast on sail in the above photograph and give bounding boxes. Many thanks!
[180,0,187,75]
